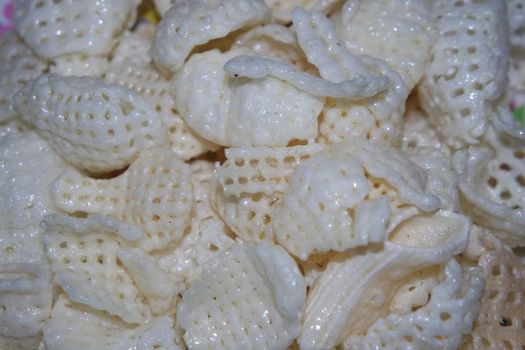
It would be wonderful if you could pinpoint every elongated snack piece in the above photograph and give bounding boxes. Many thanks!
[51,147,193,252]
[14,0,140,59]
[14,74,167,173]
[153,0,270,73]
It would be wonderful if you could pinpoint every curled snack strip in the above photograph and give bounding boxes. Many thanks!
[344,260,484,350]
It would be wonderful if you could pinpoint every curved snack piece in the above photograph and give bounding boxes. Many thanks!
[298,211,470,350]
[453,129,525,246]
[50,54,109,77]
[14,74,167,173]
[0,32,47,123]
[152,0,270,73]
[172,49,324,147]
[336,0,433,89]
[470,240,525,349]
[178,243,306,350]
[14,0,140,59]
[0,263,52,339]
[417,0,509,148]
[51,146,193,252]
[42,214,152,324]
[344,260,484,350]
[43,295,180,350]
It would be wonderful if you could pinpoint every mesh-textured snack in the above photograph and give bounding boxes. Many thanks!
[189,160,217,221]
[51,146,193,252]
[344,260,484,350]
[14,0,140,59]
[417,0,509,148]
[152,0,270,73]
[50,54,109,77]
[14,74,167,173]
[110,23,155,67]
[0,32,47,123]
[172,48,324,147]
[453,129,525,246]
[507,0,525,48]
[469,239,525,349]
[43,295,181,350]
[178,243,306,350]
[42,214,152,324]
[299,212,469,349]
[336,0,433,89]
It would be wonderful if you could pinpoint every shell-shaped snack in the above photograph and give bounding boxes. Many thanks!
[507,0,525,48]
[453,129,525,246]
[336,0,433,89]
[14,74,167,173]
[470,239,525,349]
[178,243,306,350]
[152,0,270,73]
[51,147,193,252]
[50,54,109,77]
[298,211,469,349]
[212,144,324,242]
[172,49,324,147]
[417,0,509,148]
[0,32,47,123]
[42,214,154,324]
[43,294,181,350]
[105,59,218,161]
[0,263,52,339]
[344,260,484,350]
[274,140,440,260]
[14,0,140,59]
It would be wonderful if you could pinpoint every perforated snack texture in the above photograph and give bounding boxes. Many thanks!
[50,54,109,77]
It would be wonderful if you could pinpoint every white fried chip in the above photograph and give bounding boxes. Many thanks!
[110,23,155,67]
[152,0,270,73]
[336,0,433,89]
[50,54,109,77]
[105,59,218,161]
[453,129,525,246]
[190,160,217,221]
[344,260,484,350]
[14,0,140,59]
[299,211,469,350]
[172,49,324,147]
[43,295,180,350]
[274,140,440,260]
[417,0,510,148]
[14,74,167,173]
[0,263,52,338]
[178,243,306,350]
[0,32,47,123]
[51,146,193,252]
[42,214,152,324]
[507,0,525,48]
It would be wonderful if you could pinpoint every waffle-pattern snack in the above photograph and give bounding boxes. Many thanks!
[14,74,167,173]
[50,54,109,77]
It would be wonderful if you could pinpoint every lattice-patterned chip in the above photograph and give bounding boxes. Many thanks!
[345,260,484,350]
[172,48,324,147]
[299,211,469,349]
[0,32,47,123]
[14,74,167,173]
[453,128,525,246]
[178,243,306,350]
[14,0,140,58]
[51,146,193,252]
[417,0,509,148]
[50,54,109,77]
[42,214,152,324]
[470,240,525,349]
[43,294,181,350]
[336,0,433,89]
[153,0,269,73]
[0,263,52,339]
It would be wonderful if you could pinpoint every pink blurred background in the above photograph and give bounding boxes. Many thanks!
[0,0,13,34]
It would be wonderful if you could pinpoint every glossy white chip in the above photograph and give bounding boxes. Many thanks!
[43,295,181,350]
[14,74,167,173]
[51,146,193,252]
[50,54,109,77]
[417,0,509,148]
[152,0,270,73]
[344,260,484,350]
[178,243,306,350]
[172,49,324,147]
[298,212,469,350]
[14,0,140,58]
